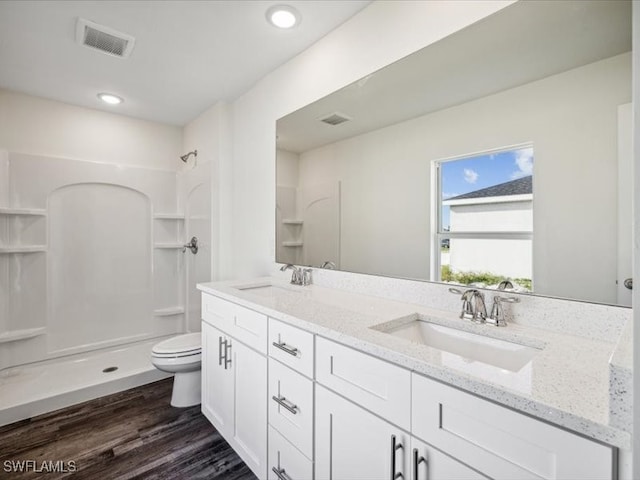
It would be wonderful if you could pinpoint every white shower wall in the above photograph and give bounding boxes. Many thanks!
[0,151,209,371]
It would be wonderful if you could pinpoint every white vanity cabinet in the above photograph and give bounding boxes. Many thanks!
[411,373,614,480]
[201,293,268,478]
[315,384,410,480]
[315,336,615,480]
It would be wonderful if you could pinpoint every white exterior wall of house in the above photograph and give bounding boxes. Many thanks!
[447,196,532,280]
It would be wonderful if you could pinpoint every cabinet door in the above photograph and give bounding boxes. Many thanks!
[233,339,268,478]
[316,385,408,480]
[201,321,234,434]
[410,438,487,480]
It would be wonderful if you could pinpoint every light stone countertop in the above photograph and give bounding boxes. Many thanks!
[198,277,631,450]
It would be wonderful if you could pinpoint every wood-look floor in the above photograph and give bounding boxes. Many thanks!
[0,379,257,479]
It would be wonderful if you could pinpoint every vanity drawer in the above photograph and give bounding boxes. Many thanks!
[268,425,313,480]
[269,358,314,459]
[315,336,411,430]
[201,293,267,353]
[269,318,314,378]
[411,373,614,480]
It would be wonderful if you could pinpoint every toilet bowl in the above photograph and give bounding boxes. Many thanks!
[151,332,201,407]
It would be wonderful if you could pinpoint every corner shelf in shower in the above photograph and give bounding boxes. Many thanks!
[154,214,185,220]
[154,243,184,249]
[282,219,303,225]
[0,327,46,344]
[153,306,185,317]
[282,241,303,247]
[0,246,47,253]
[0,208,47,216]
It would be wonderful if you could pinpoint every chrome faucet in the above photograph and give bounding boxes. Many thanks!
[488,295,519,326]
[459,289,487,324]
[280,264,302,285]
[280,264,312,286]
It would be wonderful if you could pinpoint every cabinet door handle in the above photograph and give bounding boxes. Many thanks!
[390,434,403,480]
[412,448,427,480]
[218,336,225,366]
[271,395,299,414]
[272,341,299,357]
[224,340,232,369]
[271,466,293,480]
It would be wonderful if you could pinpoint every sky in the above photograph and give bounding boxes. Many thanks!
[440,146,533,229]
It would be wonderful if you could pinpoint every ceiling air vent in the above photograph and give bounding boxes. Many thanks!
[76,18,136,58]
[320,112,352,126]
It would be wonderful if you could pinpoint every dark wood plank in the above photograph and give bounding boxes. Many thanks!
[0,379,257,480]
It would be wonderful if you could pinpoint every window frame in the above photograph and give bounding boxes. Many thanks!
[430,143,534,287]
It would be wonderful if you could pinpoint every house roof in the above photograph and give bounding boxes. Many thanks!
[448,175,532,200]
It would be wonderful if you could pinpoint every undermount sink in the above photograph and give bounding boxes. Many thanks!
[234,282,300,297]
[373,315,540,372]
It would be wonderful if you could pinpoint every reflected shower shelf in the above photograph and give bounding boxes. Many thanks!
[0,208,47,216]
[0,327,46,344]
[154,243,184,249]
[282,219,303,225]
[154,214,185,220]
[0,246,47,253]
[153,306,185,317]
[282,241,303,247]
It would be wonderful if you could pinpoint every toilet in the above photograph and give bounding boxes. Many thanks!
[151,332,202,407]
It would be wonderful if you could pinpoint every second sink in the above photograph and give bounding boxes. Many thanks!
[372,314,540,372]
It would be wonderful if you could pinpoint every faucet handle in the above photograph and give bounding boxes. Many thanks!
[488,295,519,326]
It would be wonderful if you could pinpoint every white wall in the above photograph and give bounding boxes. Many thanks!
[181,102,232,329]
[224,0,517,280]
[633,1,640,476]
[0,89,182,169]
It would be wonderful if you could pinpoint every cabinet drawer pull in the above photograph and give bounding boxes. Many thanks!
[390,434,403,479]
[224,340,232,369]
[412,448,427,480]
[218,336,225,366]
[271,466,293,480]
[272,395,299,414]
[272,341,299,357]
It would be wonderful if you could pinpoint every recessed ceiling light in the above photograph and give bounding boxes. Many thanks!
[266,5,300,29]
[97,93,123,105]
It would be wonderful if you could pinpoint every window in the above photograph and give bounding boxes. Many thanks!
[434,145,533,291]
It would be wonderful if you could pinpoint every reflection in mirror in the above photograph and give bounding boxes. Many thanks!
[437,145,533,292]
[276,0,632,306]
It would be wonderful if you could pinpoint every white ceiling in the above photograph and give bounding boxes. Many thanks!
[277,0,632,153]
[0,0,371,126]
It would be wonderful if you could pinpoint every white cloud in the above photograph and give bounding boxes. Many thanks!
[511,147,533,179]
[442,192,459,199]
[463,168,478,184]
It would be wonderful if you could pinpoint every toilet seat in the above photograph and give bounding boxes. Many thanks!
[152,332,201,358]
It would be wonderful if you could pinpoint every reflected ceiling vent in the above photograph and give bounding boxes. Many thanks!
[76,18,136,58]
[319,112,352,126]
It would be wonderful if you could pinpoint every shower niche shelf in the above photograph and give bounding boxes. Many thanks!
[282,219,303,225]
[153,306,185,317]
[0,207,48,253]
[0,208,47,216]
[154,213,185,220]
[0,327,47,344]
[282,241,303,247]
[0,246,47,254]
[154,243,184,249]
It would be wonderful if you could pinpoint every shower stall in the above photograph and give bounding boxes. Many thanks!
[0,150,211,425]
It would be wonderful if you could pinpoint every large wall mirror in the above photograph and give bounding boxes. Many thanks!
[276,0,632,307]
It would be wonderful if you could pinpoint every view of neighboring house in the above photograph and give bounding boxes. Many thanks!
[443,175,533,281]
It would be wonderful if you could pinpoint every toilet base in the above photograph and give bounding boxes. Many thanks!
[170,370,201,407]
